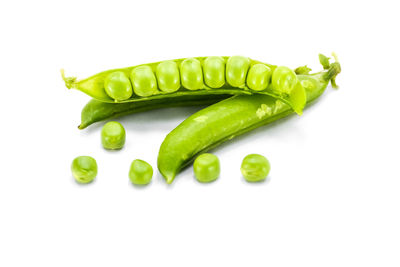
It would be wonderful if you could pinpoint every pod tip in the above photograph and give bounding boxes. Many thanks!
[60,69,77,89]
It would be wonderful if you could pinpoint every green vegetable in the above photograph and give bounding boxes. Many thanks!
[104,71,133,101]
[226,56,250,87]
[61,56,307,114]
[129,159,153,185]
[157,54,340,183]
[101,121,126,150]
[78,94,230,130]
[193,153,220,183]
[130,66,158,97]
[247,64,272,91]
[71,156,98,184]
[241,154,270,182]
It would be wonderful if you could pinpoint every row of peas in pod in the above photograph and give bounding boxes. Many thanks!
[104,56,281,100]
[62,55,306,115]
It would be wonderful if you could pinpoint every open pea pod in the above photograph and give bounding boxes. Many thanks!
[62,56,306,115]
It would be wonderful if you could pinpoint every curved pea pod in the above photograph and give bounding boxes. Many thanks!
[78,94,231,130]
[61,56,306,114]
[158,56,341,183]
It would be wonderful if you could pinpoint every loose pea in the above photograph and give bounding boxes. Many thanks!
[130,66,158,97]
[104,71,133,101]
[241,154,270,182]
[226,56,250,87]
[101,121,125,150]
[71,156,98,184]
[203,56,225,88]
[247,64,272,91]
[180,58,203,90]
[129,159,153,185]
[156,61,180,92]
[193,153,220,183]
[271,66,298,94]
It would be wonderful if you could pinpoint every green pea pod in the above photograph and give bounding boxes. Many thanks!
[61,56,307,114]
[158,54,341,184]
[78,94,230,129]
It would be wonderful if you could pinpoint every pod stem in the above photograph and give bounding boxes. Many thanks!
[320,53,341,89]
[60,69,77,89]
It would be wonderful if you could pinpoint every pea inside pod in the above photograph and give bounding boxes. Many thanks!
[226,56,250,87]
[156,61,181,93]
[130,66,158,97]
[271,66,298,94]
[247,64,272,91]
[180,58,203,90]
[203,56,225,88]
[104,71,133,101]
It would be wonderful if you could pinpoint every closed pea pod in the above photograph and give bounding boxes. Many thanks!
[156,60,181,92]
[130,66,158,97]
[180,58,203,90]
[226,56,250,87]
[247,64,272,91]
[203,56,225,88]
[158,55,341,183]
[104,71,133,101]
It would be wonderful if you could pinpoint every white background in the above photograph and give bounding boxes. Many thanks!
[1,0,399,266]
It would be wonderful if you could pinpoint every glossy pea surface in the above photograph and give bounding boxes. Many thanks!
[104,71,133,101]
[241,154,270,182]
[71,156,98,184]
[271,66,298,94]
[130,66,158,97]
[156,61,180,92]
[180,58,203,90]
[226,56,250,87]
[101,121,125,150]
[203,56,225,88]
[193,153,220,183]
[247,64,272,91]
[129,159,153,185]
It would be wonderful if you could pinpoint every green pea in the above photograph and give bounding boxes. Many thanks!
[271,66,298,94]
[101,121,126,150]
[241,154,270,182]
[71,156,98,184]
[180,58,203,90]
[130,66,158,97]
[104,71,133,101]
[156,61,180,92]
[129,159,153,185]
[203,56,225,88]
[193,153,220,183]
[247,64,272,91]
[226,56,250,87]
